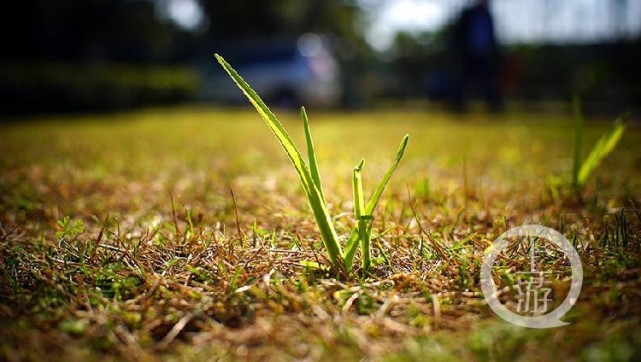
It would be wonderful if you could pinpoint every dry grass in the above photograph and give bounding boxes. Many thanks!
[1,106,641,361]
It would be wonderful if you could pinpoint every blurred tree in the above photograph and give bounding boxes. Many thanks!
[1,0,370,64]
[392,31,428,98]
[0,0,376,112]
[0,0,201,115]
[198,0,365,44]
[0,0,181,63]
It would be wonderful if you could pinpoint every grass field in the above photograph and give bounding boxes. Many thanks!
[1,106,640,361]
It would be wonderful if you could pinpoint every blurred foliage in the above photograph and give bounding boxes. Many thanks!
[0,0,188,63]
[0,0,372,113]
[0,63,198,115]
[0,0,369,65]
[383,28,641,108]
[509,40,641,106]
[201,0,365,43]
[2,0,639,113]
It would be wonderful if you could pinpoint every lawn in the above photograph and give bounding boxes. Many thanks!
[1,106,640,361]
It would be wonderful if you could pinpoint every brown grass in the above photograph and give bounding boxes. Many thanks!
[1,107,640,361]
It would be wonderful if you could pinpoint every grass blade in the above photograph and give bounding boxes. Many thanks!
[351,160,372,271]
[577,113,628,187]
[215,54,344,267]
[345,134,409,272]
[301,106,326,202]
[350,160,372,272]
[344,229,359,271]
[365,134,410,214]
[353,159,365,219]
[358,218,373,272]
[572,96,584,190]
[345,160,366,272]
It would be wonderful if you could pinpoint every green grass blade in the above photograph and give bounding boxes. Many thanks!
[345,220,374,272]
[215,54,344,267]
[572,96,584,190]
[301,106,325,202]
[577,114,628,187]
[345,136,409,272]
[358,217,371,272]
[353,159,365,218]
[344,228,359,271]
[364,134,410,214]
[352,160,374,271]
[352,160,369,271]
[215,55,302,175]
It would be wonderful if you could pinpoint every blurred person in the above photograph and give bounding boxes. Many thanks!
[451,0,503,112]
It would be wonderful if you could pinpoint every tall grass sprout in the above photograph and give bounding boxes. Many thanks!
[215,54,408,273]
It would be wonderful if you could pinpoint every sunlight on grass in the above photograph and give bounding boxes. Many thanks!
[1,106,640,360]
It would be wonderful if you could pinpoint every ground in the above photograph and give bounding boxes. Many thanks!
[1,106,640,361]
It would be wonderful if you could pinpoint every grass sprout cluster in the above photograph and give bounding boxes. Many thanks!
[215,54,409,274]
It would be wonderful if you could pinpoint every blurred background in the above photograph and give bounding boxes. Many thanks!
[1,0,640,116]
